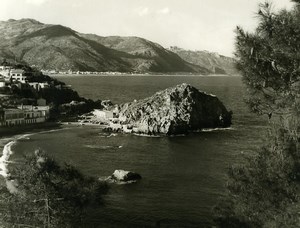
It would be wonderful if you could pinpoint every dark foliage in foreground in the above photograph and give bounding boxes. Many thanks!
[214,1,300,227]
[214,126,299,227]
[0,150,108,227]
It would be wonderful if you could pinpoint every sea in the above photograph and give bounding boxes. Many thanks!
[0,75,268,227]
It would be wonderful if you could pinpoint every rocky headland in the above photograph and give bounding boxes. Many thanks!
[106,83,232,135]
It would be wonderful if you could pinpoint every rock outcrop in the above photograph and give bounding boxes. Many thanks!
[115,83,232,135]
[107,170,142,183]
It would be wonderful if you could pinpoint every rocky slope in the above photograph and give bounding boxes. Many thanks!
[0,19,208,74]
[79,35,209,73]
[115,83,232,135]
[169,46,238,75]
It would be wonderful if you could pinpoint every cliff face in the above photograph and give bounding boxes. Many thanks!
[117,83,232,135]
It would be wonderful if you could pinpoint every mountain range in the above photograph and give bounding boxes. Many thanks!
[0,18,238,75]
[169,46,238,75]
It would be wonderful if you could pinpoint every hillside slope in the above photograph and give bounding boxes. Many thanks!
[0,19,208,74]
[79,34,210,73]
[169,46,238,75]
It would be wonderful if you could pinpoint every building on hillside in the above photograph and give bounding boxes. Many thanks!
[34,106,50,119]
[92,109,114,119]
[10,69,25,77]
[0,105,50,127]
[23,109,45,124]
[39,82,50,89]
[29,82,50,91]
[0,66,11,70]
[0,78,6,88]
[0,108,25,126]
[18,105,50,123]
[0,66,12,78]
[28,82,39,90]
[10,69,28,83]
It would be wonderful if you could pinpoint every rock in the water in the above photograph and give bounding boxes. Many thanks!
[115,83,232,135]
[110,170,142,182]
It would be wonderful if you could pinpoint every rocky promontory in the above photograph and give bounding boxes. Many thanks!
[110,83,232,135]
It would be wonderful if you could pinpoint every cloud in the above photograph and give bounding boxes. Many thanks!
[136,7,149,16]
[26,0,48,6]
[157,7,170,15]
[134,6,170,17]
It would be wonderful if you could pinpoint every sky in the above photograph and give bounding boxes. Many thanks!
[0,0,295,56]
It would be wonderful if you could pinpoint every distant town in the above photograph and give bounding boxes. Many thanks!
[42,69,143,76]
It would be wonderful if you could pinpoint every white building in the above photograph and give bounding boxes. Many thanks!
[0,66,11,70]
[28,82,39,90]
[10,69,27,83]
[0,78,5,88]
[92,109,114,119]
[40,82,50,89]
[29,82,50,91]
[0,66,12,78]
[18,105,50,122]
[0,105,50,127]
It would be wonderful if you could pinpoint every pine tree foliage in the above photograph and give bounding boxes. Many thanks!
[0,150,108,228]
[235,1,300,116]
[214,1,300,227]
[215,126,299,227]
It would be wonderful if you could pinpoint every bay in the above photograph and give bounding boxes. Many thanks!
[11,75,267,227]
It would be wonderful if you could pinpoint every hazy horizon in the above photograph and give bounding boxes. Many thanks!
[0,0,295,57]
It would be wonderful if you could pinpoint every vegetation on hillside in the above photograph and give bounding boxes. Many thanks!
[0,19,209,74]
[214,1,300,227]
[0,62,103,119]
[0,150,108,227]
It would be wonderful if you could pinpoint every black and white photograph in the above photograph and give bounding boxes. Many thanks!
[0,0,299,227]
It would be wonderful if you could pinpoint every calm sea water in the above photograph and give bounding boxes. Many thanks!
[10,76,267,227]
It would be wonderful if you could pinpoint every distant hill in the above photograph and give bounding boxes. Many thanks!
[169,46,239,75]
[79,34,210,73]
[0,19,209,74]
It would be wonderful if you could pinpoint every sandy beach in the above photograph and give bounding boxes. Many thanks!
[0,123,63,182]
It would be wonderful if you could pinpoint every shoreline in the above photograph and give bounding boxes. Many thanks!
[0,123,100,187]
[0,122,61,138]
[51,73,240,77]
[0,122,63,181]
[0,141,16,178]
[0,122,235,179]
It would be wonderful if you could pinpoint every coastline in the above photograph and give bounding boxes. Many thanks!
[0,136,24,178]
[0,122,62,181]
[51,73,240,77]
[0,122,61,138]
